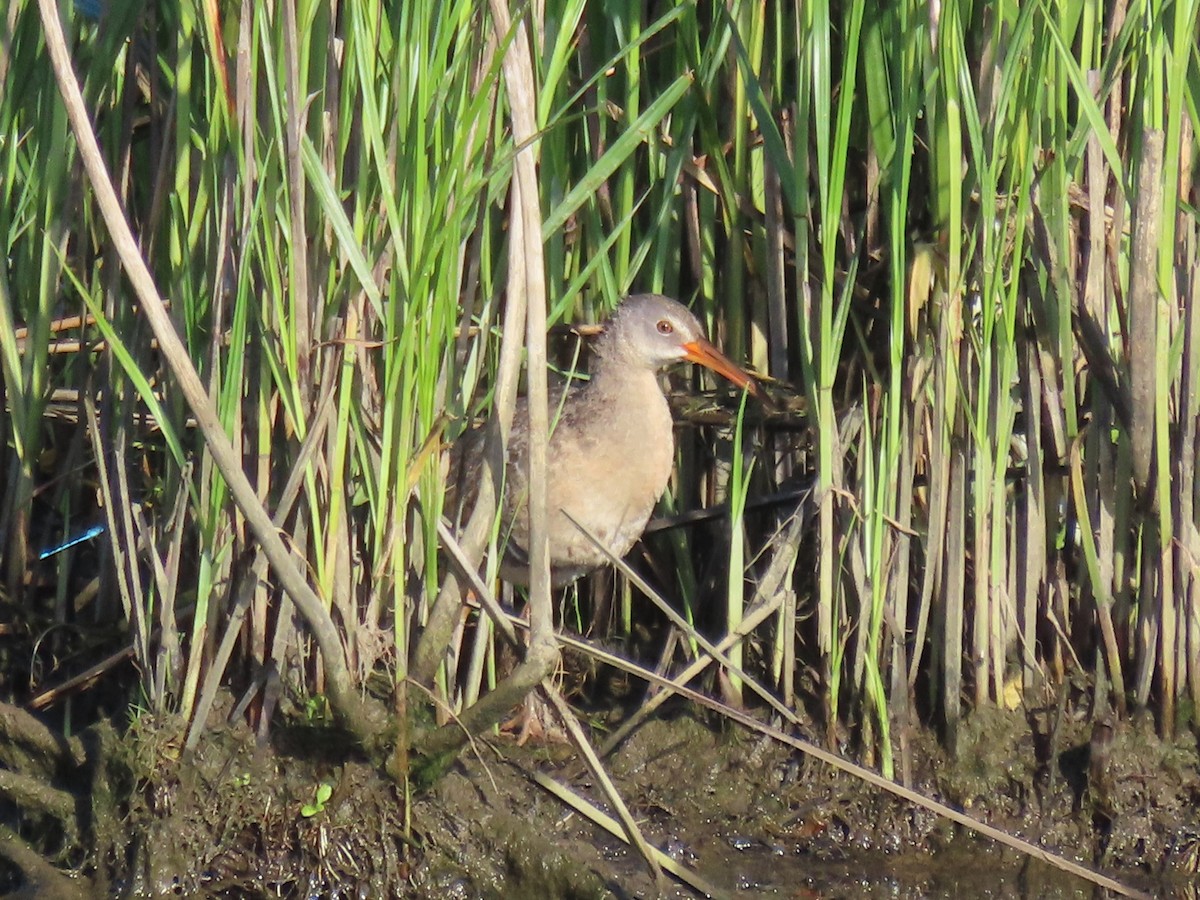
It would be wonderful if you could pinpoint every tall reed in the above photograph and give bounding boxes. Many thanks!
[2,0,1198,774]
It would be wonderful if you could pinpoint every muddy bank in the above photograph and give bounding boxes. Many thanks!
[415,707,1196,898]
[8,699,1190,897]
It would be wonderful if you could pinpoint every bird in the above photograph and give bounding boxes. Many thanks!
[451,293,762,587]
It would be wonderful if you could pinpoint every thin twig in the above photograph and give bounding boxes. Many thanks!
[532,770,725,898]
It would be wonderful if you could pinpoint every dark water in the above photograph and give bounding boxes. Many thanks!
[647,834,1156,898]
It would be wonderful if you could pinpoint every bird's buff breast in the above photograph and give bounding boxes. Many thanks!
[503,380,674,574]
[550,406,674,566]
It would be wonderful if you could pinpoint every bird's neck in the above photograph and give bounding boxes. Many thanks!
[587,356,658,399]
[577,361,670,437]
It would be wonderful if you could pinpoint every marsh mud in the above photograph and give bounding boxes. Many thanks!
[2,701,1197,897]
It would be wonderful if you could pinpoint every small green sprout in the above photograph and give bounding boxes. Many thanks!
[300,781,334,818]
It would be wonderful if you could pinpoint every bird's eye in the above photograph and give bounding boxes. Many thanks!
[656,319,674,335]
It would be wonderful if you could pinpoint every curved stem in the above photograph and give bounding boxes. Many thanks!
[35,0,384,746]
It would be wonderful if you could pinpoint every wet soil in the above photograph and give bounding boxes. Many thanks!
[35,697,1195,898]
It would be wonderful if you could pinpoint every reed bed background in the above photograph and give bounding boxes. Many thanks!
[1,0,1197,783]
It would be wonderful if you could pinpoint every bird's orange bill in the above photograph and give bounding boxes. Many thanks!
[681,338,764,400]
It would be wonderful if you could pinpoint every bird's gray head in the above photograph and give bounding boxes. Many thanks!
[591,294,760,395]
[594,294,707,369]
